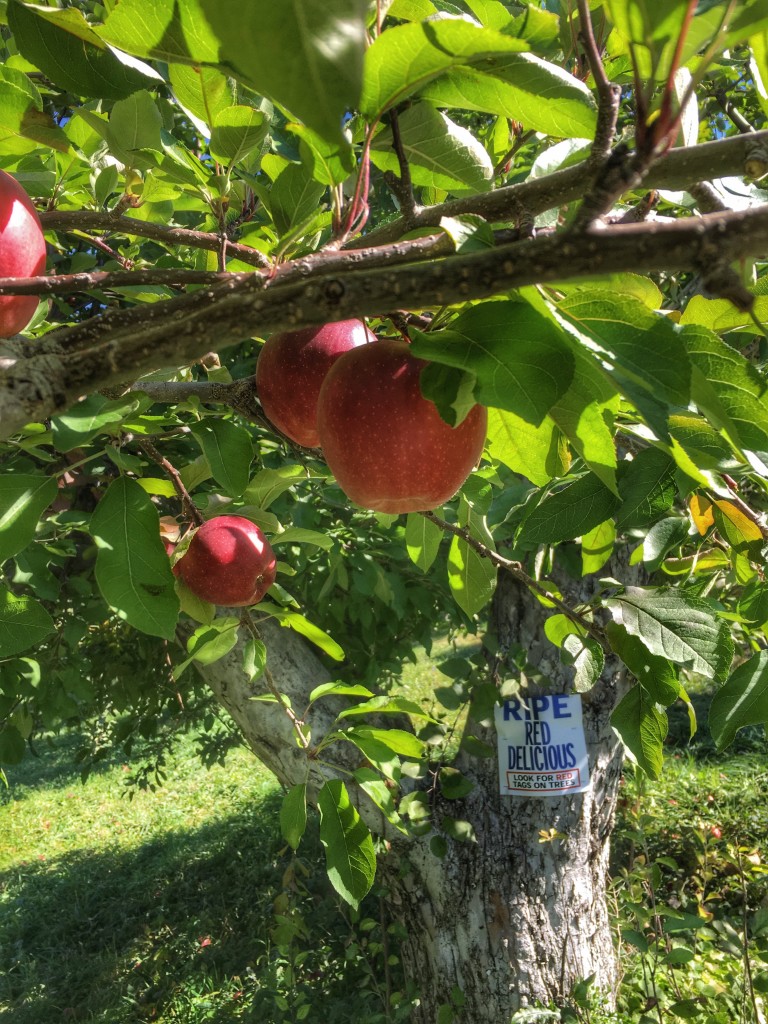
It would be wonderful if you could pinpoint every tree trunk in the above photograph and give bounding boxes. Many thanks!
[199,561,632,1022]
[379,569,627,1022]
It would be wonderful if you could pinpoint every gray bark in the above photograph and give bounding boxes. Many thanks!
[381,570,627,1022]
[197,556,635,1022]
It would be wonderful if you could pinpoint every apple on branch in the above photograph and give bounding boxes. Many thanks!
[317,338,487,514]
[0,169,46,337]
[172,515,277,607]
[255,319,376,447]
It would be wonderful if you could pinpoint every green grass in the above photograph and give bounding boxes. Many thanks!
[1,647,767,1024]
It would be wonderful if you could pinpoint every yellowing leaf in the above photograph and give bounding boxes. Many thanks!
[689,494,714,536]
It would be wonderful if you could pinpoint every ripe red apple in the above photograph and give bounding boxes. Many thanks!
[255,319,376,447]
[0,170,46,337]
[316,339,487,514]
[172,515,277,606]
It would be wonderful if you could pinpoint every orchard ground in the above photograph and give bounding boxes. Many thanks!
[2,642,766,1024]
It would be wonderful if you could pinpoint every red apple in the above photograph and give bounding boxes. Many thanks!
[316,338,487,514]
[255,319,376,447]
[172,515,277,606]
[0,170,46,337]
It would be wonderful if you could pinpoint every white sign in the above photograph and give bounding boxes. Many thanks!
[495,694,590,796]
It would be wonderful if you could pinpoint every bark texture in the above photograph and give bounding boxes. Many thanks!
[197,555,634,1022]
[380,569,628,1022]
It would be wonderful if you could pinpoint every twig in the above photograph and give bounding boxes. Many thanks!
[420,509,608,650]
[386,108,418,221]
[0,268,248,296]
[40,210,270,268]
[705,487,768,540]
[576,0,622,178]
[492,127,536,179]
[139,438,204,527]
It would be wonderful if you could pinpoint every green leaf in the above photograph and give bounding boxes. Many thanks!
[709,650,768,750]
[447,535,497,616]
[680,293,768,334]
[337,695,435,720]
[289,122,357,187]
[271,528,334,550]
[353,767,404,830]
[581,519,615,575]
[360,20,528,118]
[317,779,376,909]
[439,766,475,799]
[90,477,180,640]
[0,585,54,658]
[680,325,768,468]
[410,301,574,425]
[51,394,142,452]
[606,622,680,706]
[486,407,567,487]
[562,634,604,691]
[169,64,235,131]
[642,517,690,573]
[280,783,308,851]
[519,473,621,546]
[0,474,56,565]
[262,160,326,237]
[258,602,345,661]
[421,53,597,138]
[610,684,667,779]
[309,681,375,703]
[210,105,268,165]
[549,341,620,494]
[345,726,424,758]
[606,587,733,684]
[8,0,156,100]
[738,582,768,626]
[243,465,316,509]
[0,75,69,155]
[101,0,368,145]
[615,448,677,530]
[405,512,443,572]
[668,412,741,474]
[242,636,267,681]
[109,89,163,159]
[370,102,493,192]
[439,214,495,252]
[558,290,691,433]
[190,420,253,498]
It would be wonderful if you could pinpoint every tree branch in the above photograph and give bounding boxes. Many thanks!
[421,511,608,650]
[352,129,768,247]
[0,268,249,296]
[40,210,271,269]
[4,203,768,437]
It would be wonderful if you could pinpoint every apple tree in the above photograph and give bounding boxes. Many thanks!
[2,0,768,1020]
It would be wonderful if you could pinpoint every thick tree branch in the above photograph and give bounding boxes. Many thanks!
[3,203,768,437]
[353,129,768,247]
[40,210,271,269]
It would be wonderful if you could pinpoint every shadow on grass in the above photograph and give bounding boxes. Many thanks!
[1,796,389,1024]
[1,731,142,802]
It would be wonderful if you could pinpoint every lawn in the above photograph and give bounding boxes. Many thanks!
[1,652,767,1024]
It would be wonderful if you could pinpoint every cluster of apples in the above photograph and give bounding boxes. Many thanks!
[255,319,488,515]
[0,170,47,336]
[174,320,488,608]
